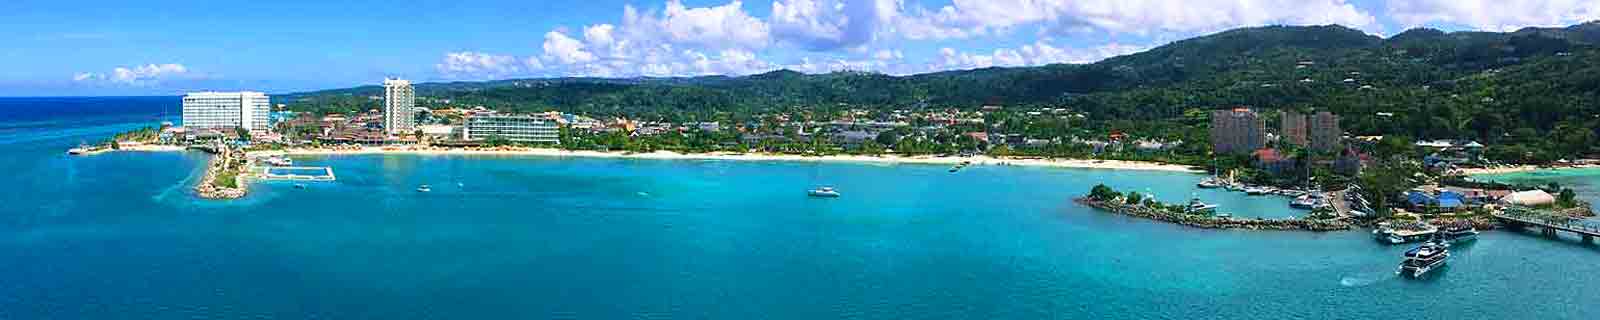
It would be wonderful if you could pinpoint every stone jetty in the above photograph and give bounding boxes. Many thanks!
[1074,198,1352,231]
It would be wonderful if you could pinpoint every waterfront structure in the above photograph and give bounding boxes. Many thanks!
[1209,107,1265,155]
[1281,111,1308,146]
[383,78,415,135]
[1309,111,1342,152]
[463,114,560,144]
[182,91,271,134]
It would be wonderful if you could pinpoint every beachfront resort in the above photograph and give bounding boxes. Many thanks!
[74,76,1600,278]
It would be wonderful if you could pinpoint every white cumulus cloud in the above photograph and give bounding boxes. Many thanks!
[623,0,771,50]
[1387,0,1600,31]
[73,63,192,86]
[771,0,898,50]
[435,52,524,79]
[896,0,1378,40]
[935,41,1151,70]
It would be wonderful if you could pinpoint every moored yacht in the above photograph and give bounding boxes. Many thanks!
[1197,178,1223,189]
[1245,187,1268,195]
[264,156,293,166]
[1439,223,1479,243]
[1290,195,1322,209]
[1398,240,1451,278]
[1372,223,1438,244]
[1186,198,1219,214]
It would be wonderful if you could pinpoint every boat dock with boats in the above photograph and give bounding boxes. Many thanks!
[1373,222,1440,244]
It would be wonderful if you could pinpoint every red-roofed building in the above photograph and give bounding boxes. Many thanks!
[964,132,990,144]
[1253,148,1296,175]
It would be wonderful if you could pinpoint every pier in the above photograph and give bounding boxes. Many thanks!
[1494,207,1600,243]
[257,166,337,181]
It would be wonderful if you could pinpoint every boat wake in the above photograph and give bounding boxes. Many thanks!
[1338,272,1392,287]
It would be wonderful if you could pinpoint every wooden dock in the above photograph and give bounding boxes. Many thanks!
[1494,207,1600,243]
[257,166,336,181]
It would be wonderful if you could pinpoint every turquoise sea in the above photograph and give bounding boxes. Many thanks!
[3,97,1599,319]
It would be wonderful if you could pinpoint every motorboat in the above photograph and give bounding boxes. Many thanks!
[1373,223,1438,244]
[1290,195,1320,209]
[1186,198,1218,214]
[1439,223,1479,243]
[807,187,841,198]
[416,184,432,193]
[264,156,293,166]
[293,183,306,189]
[1197,178,1222,189]
[1398,240,1451,278]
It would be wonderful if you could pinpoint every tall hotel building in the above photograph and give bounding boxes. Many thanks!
[383,78,416,135]
[464,114,560,144]
[1209,107,1266,155]
[181,91,271,134]
[1308,111,1342,152]
[1281,111,1308,147]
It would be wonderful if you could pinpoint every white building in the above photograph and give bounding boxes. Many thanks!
[464,114,559,144]
[383,78,415,135]
[181,91,271,134]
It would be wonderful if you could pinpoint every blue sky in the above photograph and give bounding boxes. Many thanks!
[1,0,1596,96]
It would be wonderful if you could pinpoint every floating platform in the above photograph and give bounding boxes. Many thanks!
[258,166,336,181]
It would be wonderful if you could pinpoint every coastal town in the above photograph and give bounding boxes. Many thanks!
[74,76,1600,277]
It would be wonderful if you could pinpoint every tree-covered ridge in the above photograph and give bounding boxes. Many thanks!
[280,22,1600,159]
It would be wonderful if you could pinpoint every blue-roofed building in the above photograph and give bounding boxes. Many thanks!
[1406,191,1435,209]
[1407,190,1469,212]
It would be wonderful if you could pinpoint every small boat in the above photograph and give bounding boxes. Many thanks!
[1186,198,1218,214]
[265,156,293,166]
[1439,223,1479,243]
[293,183,306,189]
[1290,195,1319,209]
[807,187,841,198]
[1398,240,1451,278]
[416,184,432,193]
[1373,223,1438,244]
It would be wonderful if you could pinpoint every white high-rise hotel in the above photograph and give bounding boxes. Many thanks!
[181,91,271,134]
[383,78,415,134]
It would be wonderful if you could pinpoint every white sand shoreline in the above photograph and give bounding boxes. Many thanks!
[247,147,1204,173]
[1459,164,1600,176]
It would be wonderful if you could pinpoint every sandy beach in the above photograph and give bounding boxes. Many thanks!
[1458,164,1600,176]
[248,146,1204,173]
[115,144,189,152]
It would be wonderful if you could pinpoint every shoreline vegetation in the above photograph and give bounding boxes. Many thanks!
[1457,164,1600,176]
[194,148,247,199]
[1076,184,1353,232]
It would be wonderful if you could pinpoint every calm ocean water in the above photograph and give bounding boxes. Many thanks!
[2,97,1598,319]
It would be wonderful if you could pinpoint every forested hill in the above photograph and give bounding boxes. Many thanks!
[281,22,1600,145]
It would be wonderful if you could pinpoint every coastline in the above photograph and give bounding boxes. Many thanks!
[248,146,1204,173]
[1458,164,1600,176]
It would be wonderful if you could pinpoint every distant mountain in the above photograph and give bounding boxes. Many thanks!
[282,23,1600,144]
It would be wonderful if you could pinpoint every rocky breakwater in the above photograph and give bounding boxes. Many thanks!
[1074,198,1352,231]
[194,149,248,200]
